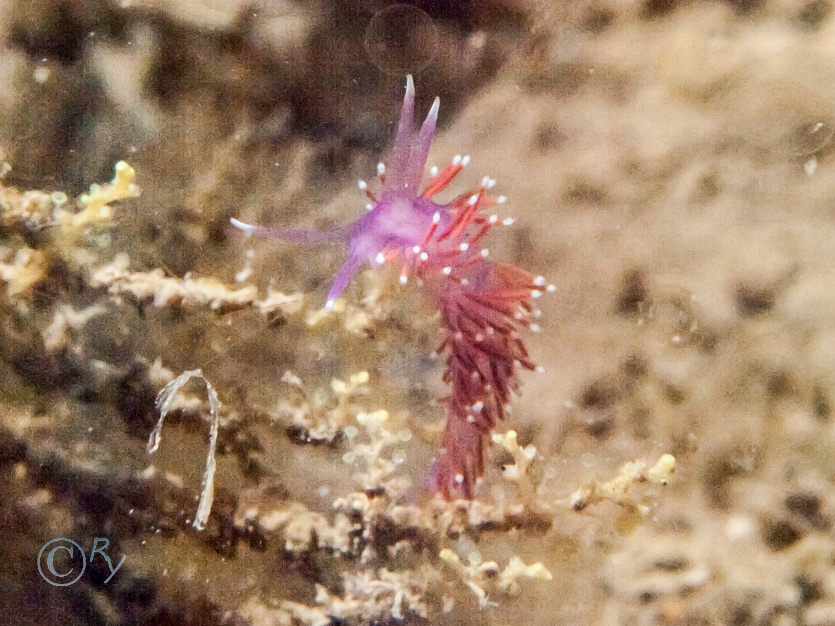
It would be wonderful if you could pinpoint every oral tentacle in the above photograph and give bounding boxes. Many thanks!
[229,217,348,244]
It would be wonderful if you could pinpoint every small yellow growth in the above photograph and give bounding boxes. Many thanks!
[355,408,389,434]
[278,370,373,443]
[343,307,373,336]
[492,429,538,504]
[56,160,140,235]
[331,370,370,395]
[569,453,677,514]
[492,430,536,482]
[0,161,140,295]
[341,405,412,492]
[498,556,553,594]
[438,548,460,565]
[439,548,552,608]
[648,453,677,484]
[0,247,46,295]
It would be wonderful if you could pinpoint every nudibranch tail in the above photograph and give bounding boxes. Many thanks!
[423,239,549,500]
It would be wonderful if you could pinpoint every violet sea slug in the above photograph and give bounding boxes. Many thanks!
[231,76,553,498]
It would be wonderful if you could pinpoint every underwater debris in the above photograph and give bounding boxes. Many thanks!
[147,368,222,531]
[231,75,554,498]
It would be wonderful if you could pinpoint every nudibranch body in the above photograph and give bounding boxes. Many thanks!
[232,76,552,498]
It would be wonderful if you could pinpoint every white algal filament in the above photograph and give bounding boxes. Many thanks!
[147,369,221,531]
